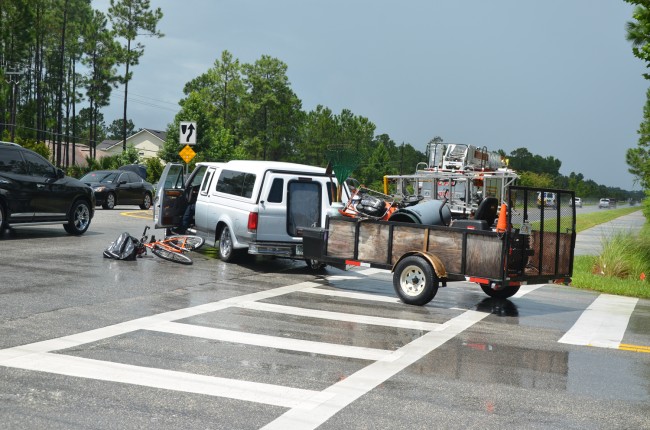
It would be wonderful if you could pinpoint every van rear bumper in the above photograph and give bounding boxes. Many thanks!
[248,242,303,258]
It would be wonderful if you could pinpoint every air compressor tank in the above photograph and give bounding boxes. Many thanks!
[388,199,451,226]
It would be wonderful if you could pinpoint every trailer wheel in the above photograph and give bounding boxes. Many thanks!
[479,283,520,299]
[393,256,438,306]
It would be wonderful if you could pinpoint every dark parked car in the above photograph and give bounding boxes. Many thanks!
[0,141,95,235]
[80,169,154,210]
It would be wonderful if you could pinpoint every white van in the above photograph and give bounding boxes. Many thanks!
[154,160,341,266]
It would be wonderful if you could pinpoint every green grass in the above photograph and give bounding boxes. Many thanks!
[570,208,650,299]
[575,206,641,233]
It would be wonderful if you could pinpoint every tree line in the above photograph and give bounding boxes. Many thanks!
[1,2,633,200]
[0,0,162,165]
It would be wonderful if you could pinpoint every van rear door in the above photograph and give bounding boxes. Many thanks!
[256,174,324,241]
[153,163,186,229]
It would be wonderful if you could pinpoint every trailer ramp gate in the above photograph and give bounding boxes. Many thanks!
[507,186,576,284]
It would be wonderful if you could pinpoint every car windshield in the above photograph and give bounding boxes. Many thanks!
[80,171,119,183]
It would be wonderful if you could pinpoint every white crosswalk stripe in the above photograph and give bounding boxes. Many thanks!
[0,268,639,429]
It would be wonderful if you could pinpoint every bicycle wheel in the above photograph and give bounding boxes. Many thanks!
[166,235,205,251]
[151,243,193,265]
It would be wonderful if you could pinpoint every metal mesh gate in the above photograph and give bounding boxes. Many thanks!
[507,187,576,281]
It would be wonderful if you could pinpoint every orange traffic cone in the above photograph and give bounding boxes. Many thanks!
[496,203,507,233]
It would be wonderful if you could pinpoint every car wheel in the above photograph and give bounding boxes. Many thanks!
[64,200,92,235]
[140,192,152,210]
[102,192,116,210]
[0,200,6,231]
[218,225,238,262]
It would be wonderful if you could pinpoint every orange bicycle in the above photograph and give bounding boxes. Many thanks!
[137,226,204,265]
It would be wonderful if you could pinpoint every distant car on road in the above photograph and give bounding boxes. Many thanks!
[537,191,557,209]
[0,141,95,235]
[573,197,582,208]
[598,198,610,209]
[80,169,154,210]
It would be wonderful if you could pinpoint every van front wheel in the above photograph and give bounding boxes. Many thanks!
[218,225,236,262]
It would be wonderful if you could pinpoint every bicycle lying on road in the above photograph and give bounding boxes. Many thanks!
[137,226,205,265]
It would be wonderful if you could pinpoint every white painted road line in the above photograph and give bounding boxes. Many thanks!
[1,352,317,408]
[357,268,390,276]
[0,281,323,359]
[262,309,489,430]
[512,283,545,298]
[237,301,442,331]
[558,294,638,348]
[150,321,394,361]
[304,287,401,304]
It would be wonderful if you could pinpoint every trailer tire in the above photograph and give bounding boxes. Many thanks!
[393,256,438,306]
[479,283,520,299]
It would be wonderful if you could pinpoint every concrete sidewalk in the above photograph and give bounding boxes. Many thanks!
[574,209,646,256]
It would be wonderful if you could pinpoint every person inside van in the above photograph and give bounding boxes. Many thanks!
[176,185,199,234]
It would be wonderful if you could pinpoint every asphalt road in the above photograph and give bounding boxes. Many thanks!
[1,207,649,429]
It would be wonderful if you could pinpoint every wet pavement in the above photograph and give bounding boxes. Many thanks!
[0,208,649,429]
[574,209,646,256]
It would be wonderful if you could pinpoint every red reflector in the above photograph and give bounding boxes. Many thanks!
[467,226,476,230]
[248,212,258,231]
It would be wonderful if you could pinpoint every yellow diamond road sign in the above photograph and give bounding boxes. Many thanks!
[179,145,196,163]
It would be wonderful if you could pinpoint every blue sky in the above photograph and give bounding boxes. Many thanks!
[95,0,647,190]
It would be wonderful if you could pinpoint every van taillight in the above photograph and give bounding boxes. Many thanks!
[248,212,258,231]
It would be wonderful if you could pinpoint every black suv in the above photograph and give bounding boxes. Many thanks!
[0,141,95,235]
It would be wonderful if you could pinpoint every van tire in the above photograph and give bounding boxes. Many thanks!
[306,259,326,271]
[218,225,237,262]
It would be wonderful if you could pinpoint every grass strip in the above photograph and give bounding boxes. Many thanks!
[571,209,650,298]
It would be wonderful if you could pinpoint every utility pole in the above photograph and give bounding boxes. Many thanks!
[4,68,23,143]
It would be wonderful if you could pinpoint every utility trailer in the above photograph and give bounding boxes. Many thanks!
[301,186,576,305]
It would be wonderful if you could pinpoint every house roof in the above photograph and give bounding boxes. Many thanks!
[97,139,120,151]
[45,141,93,166]
[99,128,167,151]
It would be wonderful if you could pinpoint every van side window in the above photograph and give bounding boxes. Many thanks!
[242,173,255,198]
[216,170,256,197]
[189,165,207,187]
[267,178,284,203]
[200,170,213,194]
[326,182,335,204]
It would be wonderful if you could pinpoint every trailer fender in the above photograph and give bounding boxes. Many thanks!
[392,251,448,283]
